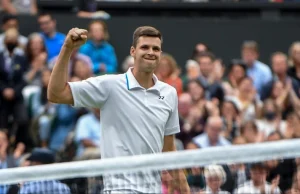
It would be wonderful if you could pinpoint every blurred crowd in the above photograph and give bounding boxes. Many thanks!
[0,1,300,193]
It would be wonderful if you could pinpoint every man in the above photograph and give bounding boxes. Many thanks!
[261,51,300,100]
[192,116,231,148]
[47,26,189,193]
[38,13,65,62]
[19,148,71,194]
[0,14,27,52]
[241,40,272,97]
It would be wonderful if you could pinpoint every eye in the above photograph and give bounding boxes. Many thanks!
[153,47,161,52]
[141,45,148,50]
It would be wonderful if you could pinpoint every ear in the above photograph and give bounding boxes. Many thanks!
[130,46,135,57]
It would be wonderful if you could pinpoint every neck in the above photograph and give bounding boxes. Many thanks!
[47,31,56,38]
[132,68,154,89]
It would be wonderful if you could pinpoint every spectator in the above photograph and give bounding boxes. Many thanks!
[29,68,56,148]
[261,52,300,100]
[191,42,210,59]
[288,41,300,84]
[291,167,300,194]
[234,162,281,194]
[38,13,65,62]
[76,0,110,19]
[49,48,93,77]
[222,59,247,96]
[74,108,101,158]
[156,53,183,96]
[195,51,225,104]
[233,121,264,144]
[71,59,93,81]
[241,40,272,97]
[0,28,29,145]
[121,55,134,72]
[192,116,231,148]
[181,59,200,90]
[24,32,47,86]
[19,148,71,194]
[0,14,27,52]
[199,165,230,194]
[1,0,38,15]
[79,20,117,74]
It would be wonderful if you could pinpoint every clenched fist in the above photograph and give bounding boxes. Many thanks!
[64,28,88,49]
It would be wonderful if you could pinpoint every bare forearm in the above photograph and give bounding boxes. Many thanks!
[47,45,72,103]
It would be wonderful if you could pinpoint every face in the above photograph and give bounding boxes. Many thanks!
[30,35,44,56]
[196,43,207,53]
[2,19,18,31]
[242,48,258,66]
[178,95,192,117]
[267,133,281,141]
[38,15,56,35]
[157,58,172,78]
[74,60,90,80]
[239,78,253,93]
[221,101,237,118]
[206,176,222,191]
[130,36,162,73]
[272,81,284,98]
[188,81,204,102]
[242,123,257,143]
[41,70,51,87]
[206,120,222,142]
[292,45,300,64]
[89,22,105,42]
[272,55,287,75]
[250,168,267,186]
[231,65,246,81]
[197,56,213,78]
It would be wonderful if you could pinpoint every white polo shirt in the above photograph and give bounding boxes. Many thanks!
[68,67,180,193]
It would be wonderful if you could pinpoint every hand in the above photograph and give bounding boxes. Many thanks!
[271,175,280,192]
[64,28,88,50]
[3,88,15,100]
[168,170,190,194]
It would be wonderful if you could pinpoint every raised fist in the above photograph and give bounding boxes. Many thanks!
[64,28,88,49]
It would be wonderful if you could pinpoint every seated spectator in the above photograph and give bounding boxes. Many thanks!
[76,0,110,19]
[256,99,286,138]
[24,32,48,86]
[291,167,300,194]
[229,76,262,122]
[19,148,71,194]
[49,48,93,77]
[220,98,241,142]
[121,55,134,73]
[233,121,264,144]
[29,68,56,148]
[288,41,300,85]
[79,20,117,74]
[0,14,27,52]
[38,13,65,62]
[71,59,93,81]
[1,0,37,15]
[192,116,231,148]
[0,28,29,145]
[199,165,230,194]
[222,59,247,96]
[235,162,281,194]
[181,59,200,91]
[155,53,183,96]
[241,40,272,97]
[74,108,101,158]
[191,42,210,59]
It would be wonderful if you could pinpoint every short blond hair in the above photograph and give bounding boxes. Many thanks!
[204,164,227,184]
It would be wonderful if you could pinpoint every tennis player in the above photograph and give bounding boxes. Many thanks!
[47,26,190,194]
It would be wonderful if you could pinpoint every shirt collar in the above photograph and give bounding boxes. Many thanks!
[125,67,160,95]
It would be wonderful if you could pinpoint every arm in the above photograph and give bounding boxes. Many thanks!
[1,0,17,14]
[162,135,190,194]
[47,28,88,104]
[30,0,38,15]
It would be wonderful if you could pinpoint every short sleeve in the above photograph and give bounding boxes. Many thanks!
[68,75,111,109]
[164,88,180,136]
